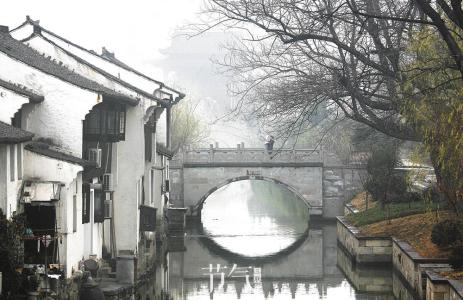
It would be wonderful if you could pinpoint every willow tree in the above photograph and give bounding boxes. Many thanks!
[403,28,463,214]
[171,98,210,154]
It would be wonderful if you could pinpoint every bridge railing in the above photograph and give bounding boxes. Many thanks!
[178,148,323,163]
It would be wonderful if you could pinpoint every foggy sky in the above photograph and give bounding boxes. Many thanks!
[1,0,261,147]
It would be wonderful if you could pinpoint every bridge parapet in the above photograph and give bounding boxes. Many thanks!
[179,148,322,164]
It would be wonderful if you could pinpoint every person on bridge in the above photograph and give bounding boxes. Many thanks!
[264,135,275,154]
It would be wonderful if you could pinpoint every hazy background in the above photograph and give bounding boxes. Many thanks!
[1,0,262,147]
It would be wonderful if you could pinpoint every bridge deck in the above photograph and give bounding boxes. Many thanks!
[177,148,323,164]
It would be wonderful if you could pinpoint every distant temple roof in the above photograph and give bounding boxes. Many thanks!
[0,78,44,102]
[0,121,34,144]
[0,29,138,106]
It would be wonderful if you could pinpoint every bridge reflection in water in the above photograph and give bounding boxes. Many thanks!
[167,180,401,299]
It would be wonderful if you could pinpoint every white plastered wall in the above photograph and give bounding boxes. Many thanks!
[0,145,6,215]
[112,104,145,254]
[0,52,101,157]
[0,86,29,123]
[0,143,24,219]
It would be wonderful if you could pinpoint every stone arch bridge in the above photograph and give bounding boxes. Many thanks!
[169,148,365,219]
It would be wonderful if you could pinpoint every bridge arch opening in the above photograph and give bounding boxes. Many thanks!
[199,177,310,258]
[196,175,312,212]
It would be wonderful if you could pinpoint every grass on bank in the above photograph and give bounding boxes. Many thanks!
[346,192,462,280]
[346,200,443,227]
[361,211,463,283]
[359,211,453,258]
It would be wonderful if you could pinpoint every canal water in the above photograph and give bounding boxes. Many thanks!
[167,180,408,299]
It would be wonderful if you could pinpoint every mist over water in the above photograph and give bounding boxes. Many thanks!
[201,180,310,257]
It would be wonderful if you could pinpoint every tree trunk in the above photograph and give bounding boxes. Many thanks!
[429,147,461,216]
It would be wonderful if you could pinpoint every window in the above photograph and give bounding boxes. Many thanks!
[9,145,15,181]
[94,189,104,223]
[17,144,22,180]
[119,111,125,135]
[136,177,144,207]
[106,110,117,135]
[144,115,155,162]
[73,195,77,232]
[85,110,100,135]
[82,184,90,223]
[150,169,155,204]
[144,124,152,162]
[83,103,126,142]
[139,205,156,232]
[141,175,145,205]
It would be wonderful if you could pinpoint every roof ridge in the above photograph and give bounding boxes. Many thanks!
[0,32,138,106]
[35,33,170,107]
[25,141,94,166]
[23,17,184,98]
[0,77,44,102]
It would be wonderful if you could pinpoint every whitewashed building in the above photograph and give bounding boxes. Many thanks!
[0,25,139,280]
[0,78,40,219]
[0,17,184,285]
[0,121,34,219]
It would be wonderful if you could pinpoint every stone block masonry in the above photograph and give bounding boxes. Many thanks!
[426,271,463,300]
[174,148,366,219]
[337,216,461,299]
[337,217,392,264]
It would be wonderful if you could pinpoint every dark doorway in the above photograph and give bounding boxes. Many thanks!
[23,204,58,265]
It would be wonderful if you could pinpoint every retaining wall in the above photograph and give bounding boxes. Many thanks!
[392,239,452,299]
[337,217,392,263]
[337,216,461,299]
[426,271,463,300]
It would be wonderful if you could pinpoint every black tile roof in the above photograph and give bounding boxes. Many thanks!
[0,121,34,143]
[0,32,138,106]
[35,34,171,107]
[0,78,44,102]
[99,51,185,104]
[156,142,174,159]
[14,17,184,101]
[25,141,95,167]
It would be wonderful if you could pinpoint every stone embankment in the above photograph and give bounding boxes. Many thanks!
[337,216,463,299]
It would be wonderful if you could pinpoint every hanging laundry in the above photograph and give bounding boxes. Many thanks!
[41,235,52,248]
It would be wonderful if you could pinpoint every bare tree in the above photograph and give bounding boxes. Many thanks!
[193,0,463,212]
[196,0,423,142]
[344,0,463,78]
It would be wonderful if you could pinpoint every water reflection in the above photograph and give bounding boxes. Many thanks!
[201,180,309,257]
[166,180,401,299]
[169,225,399,299]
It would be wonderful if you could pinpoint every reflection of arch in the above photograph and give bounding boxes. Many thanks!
[197,226,310,265]
[195,175,312,212]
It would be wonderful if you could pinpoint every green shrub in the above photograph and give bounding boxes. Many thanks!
[431,220,463,247]
[0,209,25,296]
[365,143,408,204]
